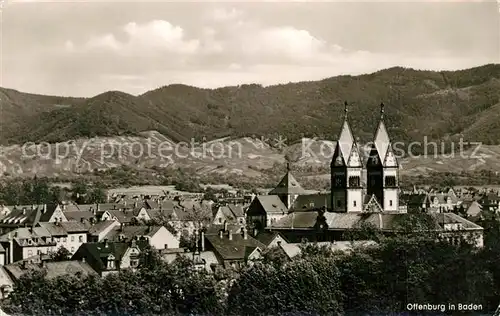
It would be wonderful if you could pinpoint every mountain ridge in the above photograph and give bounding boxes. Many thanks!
[1,64,500,146]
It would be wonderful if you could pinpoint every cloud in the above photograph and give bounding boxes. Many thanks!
[82,20,200,55]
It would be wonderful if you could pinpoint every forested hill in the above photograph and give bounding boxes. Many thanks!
[1,64,500,145]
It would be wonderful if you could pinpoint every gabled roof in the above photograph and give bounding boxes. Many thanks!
[88,221,119,235]
[63,211,95,222]
[268,172,306,195]
[252,196,288,215]
[59,221,90,233]
[105,225,163,241]
[205,233,266,260]
[75,241,131,270]
[254,231,285,247]
[5,260,98,281]
[363,195,383,213]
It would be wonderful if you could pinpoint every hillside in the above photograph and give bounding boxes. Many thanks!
[1,64,500,146]
[1,132,499,187]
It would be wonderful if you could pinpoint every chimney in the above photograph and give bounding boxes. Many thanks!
[120,223,124,232]
[218,229,223,239]
[22,209,26,215]
[228,231,233,241]
[21,260,27,269]
[103,238,108,248]
[41,204,47,214]
[82,257,86,263]
[253,228,258,237]
[201,231,205,252]
[242,227,248,240]
[223,220,228,232]
[378,213,383,230]
[13,231,17,238]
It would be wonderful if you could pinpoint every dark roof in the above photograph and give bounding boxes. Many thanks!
[254,231,283,246]
[291,194,331,211]
[105,225,163,241]
[75,241,131,270]
[205,233,266,260]
[0,205,44,226]
[88,221,118,235]
[253,196,288,214]
[270,211,483,232]
[106,210,136,223]
[268,172,307,195]
[59,221,90,233]
[205,224,244,235]
[63,211,95,222]
[38,204,61,222]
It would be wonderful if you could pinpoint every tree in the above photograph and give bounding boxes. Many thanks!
[50,246,72,261]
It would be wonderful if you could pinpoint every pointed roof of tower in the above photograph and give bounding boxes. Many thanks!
[269,164,307,195]
[373,103,391,162]
[335,102,357,162]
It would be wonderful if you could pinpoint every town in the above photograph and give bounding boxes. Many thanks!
[0,104,498,315]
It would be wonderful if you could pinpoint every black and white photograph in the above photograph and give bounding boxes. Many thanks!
[0,0,499,315]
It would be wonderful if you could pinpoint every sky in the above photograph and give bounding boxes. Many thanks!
[1,0,499,97]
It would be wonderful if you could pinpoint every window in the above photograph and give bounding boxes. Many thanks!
[385,176,397,187]
[130,259,139,268]
[389,200,393,207]
[349,176,360,187]
[27,250,33,257]
[107,258,115,269]
[37,250,41,255]
[219,218,222,223]
[63,237,67,242]
[71,236,75,242]
[79,236,83,243]
[71,247,75,252]
[353,201,357,207]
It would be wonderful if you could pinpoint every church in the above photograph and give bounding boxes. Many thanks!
[246,102,484,245]
[330,102,400,213]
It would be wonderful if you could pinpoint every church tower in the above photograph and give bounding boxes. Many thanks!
[330,102,363,212]
[366,103,399,212]
[269,162,306,209]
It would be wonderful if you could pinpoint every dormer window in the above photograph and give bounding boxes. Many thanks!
[107,255,116,269]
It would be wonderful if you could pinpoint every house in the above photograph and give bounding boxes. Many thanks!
[268,210,484,247]
[87,220,121,242]
[37,221,89,254]
[0,204,67,235]
[204,228,266,269]
[0,220,89,265]
[427,192,459,212]
[212,204,246,225]
[400,194,430,212]
[72,240,142,276]
[246,195,288,230]
[0,226,57,264]
[254,231,288,248]
[478,192,500,211]
[101,210,137,225]
[104,225,179,250]
[4,257,97,283]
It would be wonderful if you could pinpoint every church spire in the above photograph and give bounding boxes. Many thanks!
[380,102,385,120]
[286,161,291,172]
[344,101,348,120]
